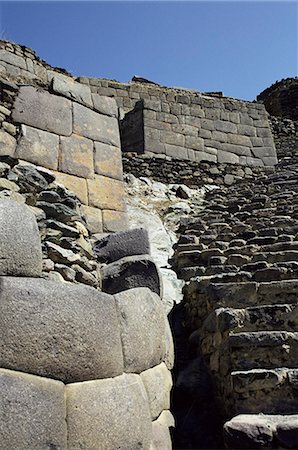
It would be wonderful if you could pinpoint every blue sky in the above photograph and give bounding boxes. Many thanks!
[0,1,297,100]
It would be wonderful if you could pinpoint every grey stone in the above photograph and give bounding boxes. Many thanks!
[238,124,257,136]
[0,199,42,276]
[102,254,163,296]
[221,143,251,156]
[200,118,215,131]
[195,151,217,163]
[0,129,16,156]
[140,362,172,420]
[52,73,92,107]
[251,146,276,159]
[246,156,264,167]
[224,414,273,449]
[227,134,252,147]
[257,127,272,138]
[94,228,150,263]
[92,94,118,117]
[94,141,123,180]
[0,368,67,450]
[262,156,278,166]
[12,86,72,136]
[114,287,166,373]
[164,318,175,369]
[217,150,240,164]
[0,276,123,382]
[16,125,59,170]
[276,418,298,448]
[215,120,238,134]
[60,134,94,178]
[165,143,188,160]
[151,421,172,450]
[0,49,27,69]
[67,374,152,450]
[185,136,204,151]
[73,102,120,146]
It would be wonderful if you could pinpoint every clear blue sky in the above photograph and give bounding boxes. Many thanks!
[0,1,297,100]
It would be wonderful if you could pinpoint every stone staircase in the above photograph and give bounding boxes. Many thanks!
[172,155,298,448]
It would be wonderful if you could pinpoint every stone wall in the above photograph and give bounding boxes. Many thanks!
[0,198,174,449]
[257,77,298,121]
[121,97,277,167]
[0,41,127,234]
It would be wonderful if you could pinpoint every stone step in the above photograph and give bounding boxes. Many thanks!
[224,414,298,449]
[202,303,298,334]
[221,331,298,371]
[229,368,298,414]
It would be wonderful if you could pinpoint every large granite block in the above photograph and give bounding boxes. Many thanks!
[80,204,103,234]
[0,129,16,156]
[53,171,88,204]
[12,86,72,136]
[52,73,92,107]
[92,94,118,117]
[66,374,152,450]
[140,362,172,420]
[16,125,59,170]
[94,227,150,263]
[0,199,42,276]
[87,175,126,211]
[0,368,67,450]
[0,277,123,382]
[94,141,123,180]
[73,102,120,146]
[217,150,240,164]
[114,287,166,373]
[60,134,94,178]
[0,49,26,69]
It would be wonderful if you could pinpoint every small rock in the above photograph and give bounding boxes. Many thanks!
[46,241,81,265]
[55,263,76,282]
[72,264,98,287]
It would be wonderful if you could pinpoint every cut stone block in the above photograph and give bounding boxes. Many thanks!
[224,414,273,449]
[60,134,94,178]
[0,368,67,450]
[0,277,123,382]
[92,94,118,117]
[102,209,128,232]
[80,205,103,234]
[102,254,163,296]
[16,125,59,170]
[87,175,126,211]
[12,86,72,136]
[0,129,16,156]
[217,150,240,164]
[73,102,120,146]
[140,362,173,420]
[151,421,172,450]
[114,287,166,373]
[66,373,152,450]
[0,199,42,276]
[94,141,123,180]
[53,171,88,204]
[0,49,27,69]
[94,227,150,263]
[52,73,92,107]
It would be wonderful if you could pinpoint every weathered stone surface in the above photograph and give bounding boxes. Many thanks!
[0,199,42,276]
[94,141,123,180]
[73,102,120,146]
[52,73,92,106]
[217,150,240,164]
[224,414,273,449]
[102,209,128,232]
[140,362,172,420]
[0,277,123,382]
[53,171,88,204]
[87,175,126,211]
[164,318,175,369]
[0,129,16,156]
[102,254,163,296]
[60,134,94,178]
[276,417,298,449]
[114,287,166,373]
[151,421,172,450]
[92,94,118,117]
[12,86,72,136]
[16,125,59,170]
[94,227,150,263]
[66,374,152,450]
[80,204,103,234]
[0,368,67,450]
[0,49,27,69]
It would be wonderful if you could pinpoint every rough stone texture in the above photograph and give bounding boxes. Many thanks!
[16,125,59,170]
[0,368,67,450]
[94,141,123,180]
[12,86,72,136]
[92,93,118,117]
[87,175,126,211]
[151,421,172,450]
[73,102,120,146]
[52,73,92,107]
[0,277,124,382]
[224,414,273,449]
[114,287,166,373]
[0,129,16,156]
[140,362,173,420]
[80,204,103,234]
[60,134,94,178]
[94,227,150,263]
[0,199,42,276]
[102,254,163,296]
[66,374,152,450]
[53,171,88,204]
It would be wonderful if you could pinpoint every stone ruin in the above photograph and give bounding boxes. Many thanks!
[0,40,297,450]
